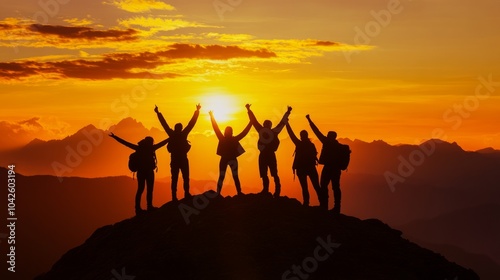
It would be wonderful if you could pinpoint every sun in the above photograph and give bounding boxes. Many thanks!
[202,94,238,122]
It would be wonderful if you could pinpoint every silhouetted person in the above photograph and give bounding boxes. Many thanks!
[209,110,252,195]
[109,133,168,215]
[306,114,344,213]
[155,104,200,201]
[246,104,291,197]
[286,123,323,207]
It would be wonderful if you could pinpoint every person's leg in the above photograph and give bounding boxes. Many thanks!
[269,153,280,197]
[309,167,324,208]
[136,171,146,213]
[320,166,331,209]
[217,158,229,194]
[181,157,191,198]
[229,159,242,194]
[259,153,270,193]
[145,169,155,210]
[297,170,309,206]
[170,159,180,201]
[331,168,342,214]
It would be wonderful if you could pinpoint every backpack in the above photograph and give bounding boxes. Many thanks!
[128,150,158,173]
[292,140,318,171]
[167,134,191,154]
[128,151,140,172]
[319,141,351,170]
[336,143,351,170]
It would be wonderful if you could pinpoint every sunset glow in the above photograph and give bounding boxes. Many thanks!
[202,93,239,123]
[1,0,499,154]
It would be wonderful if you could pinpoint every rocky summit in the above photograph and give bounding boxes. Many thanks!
[36,192,478,280]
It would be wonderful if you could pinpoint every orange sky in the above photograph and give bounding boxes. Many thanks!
[1,0,499,152]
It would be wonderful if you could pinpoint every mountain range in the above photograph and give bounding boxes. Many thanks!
[1,119,499,279]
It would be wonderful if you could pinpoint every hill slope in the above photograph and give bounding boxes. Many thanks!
[36,192,478,280]
[399,203,500,263]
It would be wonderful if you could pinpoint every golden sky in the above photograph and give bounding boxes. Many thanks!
[1,0,499,151]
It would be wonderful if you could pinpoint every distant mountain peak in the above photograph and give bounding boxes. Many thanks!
[371,139,390,145]
[420,139,464,152]
[24,137,46,147]
[476,147,500,154]
[36,192,478,280]
[115,117,145,128]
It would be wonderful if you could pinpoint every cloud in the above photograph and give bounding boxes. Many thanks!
[0,44,277,80]
[29,24,138,41]
[14,117,44,131]
[0,117,71,151]
[157,44,276,60]
[0,19,140,50]
[118,16,216,34]
[205,33,255,43]
[313,40,340,47]
[63,17,94,26]
[235,38,373,64]
[107,0,176,13]
[0,23,15,31]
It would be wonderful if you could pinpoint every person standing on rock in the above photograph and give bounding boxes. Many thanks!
[306,114,351,214]
[209,110,252,195]
[155,104,200,201]
[246,104,292,198]
[109,133,168,215]
[285,122,324,207]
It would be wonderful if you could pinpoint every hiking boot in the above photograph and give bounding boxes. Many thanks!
[273,192,280,198]
[237,191,245,196]
[184,192,192,199]
[147,206,158,211]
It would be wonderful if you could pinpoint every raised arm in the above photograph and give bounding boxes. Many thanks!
[183,103,201,135]
[234,121,253,141]
[285,123,300,145]
[153,138,169,150]
[272,106,292,134]
[306,114,327,143]
[209,111,224,140]
[246,104,263,131]
[109,133,138,150]
[155,106,173,136]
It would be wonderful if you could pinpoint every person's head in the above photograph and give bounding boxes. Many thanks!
[174,123,183,132]
[263,120,272,128]
[224,126,233,137]
[139,136,154,146]
[327,131,337,140]
[300,130,309,141]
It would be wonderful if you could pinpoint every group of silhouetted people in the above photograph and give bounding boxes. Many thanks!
[110,104,350,216]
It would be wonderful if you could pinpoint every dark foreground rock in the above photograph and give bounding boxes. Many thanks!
[36,192,478,280]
